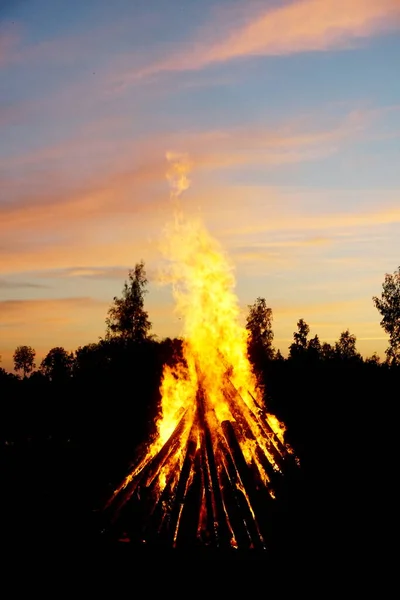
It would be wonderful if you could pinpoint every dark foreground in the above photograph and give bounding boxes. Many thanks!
[1,353,398,572]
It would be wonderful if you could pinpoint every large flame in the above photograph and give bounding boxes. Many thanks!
[106,153,295,549]
[159,152,286,452]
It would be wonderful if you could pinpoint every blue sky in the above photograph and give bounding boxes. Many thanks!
[1,0,400,370]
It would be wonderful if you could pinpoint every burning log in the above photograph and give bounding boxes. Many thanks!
[223,377,285,470]
[198,435,217,546]
[221,420,269,549]
[217,439,256,549]
[173,448,203,548]
[105,407,190,526]
[104,371,295,548]
[168,433,197,546]
[142,407,190,488]
[196,384,233,548]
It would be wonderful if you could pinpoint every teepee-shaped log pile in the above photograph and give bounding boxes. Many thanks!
[104,361,297,550]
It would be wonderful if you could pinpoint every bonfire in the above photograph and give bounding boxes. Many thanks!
[104,154,297,550]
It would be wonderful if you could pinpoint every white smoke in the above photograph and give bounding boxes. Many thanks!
[165,151,193,198]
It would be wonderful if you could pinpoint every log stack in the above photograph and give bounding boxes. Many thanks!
[103,362,297,550]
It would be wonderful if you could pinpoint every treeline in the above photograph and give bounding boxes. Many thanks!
[1,260,399,457]
[0,261,399,453]
[2,262,400,382]
[0,263,399,551]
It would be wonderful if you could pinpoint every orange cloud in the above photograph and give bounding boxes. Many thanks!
[0,160,166,236]
[45,266,134,280]
[0,296,105,325]
[0,105,396,295]
[221,202,400,238]
[235,236,330,252]
[220,200,399,279]
[2,183,399,280]
[273,297,366,318]
[126,0,400,80]
[0,238,160,275]
[231,237,331,270]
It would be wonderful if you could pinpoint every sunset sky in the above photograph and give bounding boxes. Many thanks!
[1,0,400,371]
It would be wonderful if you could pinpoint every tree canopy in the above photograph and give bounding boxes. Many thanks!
[105,261,152,343]
[334,329,361,362]
[373,266,400,364]
[13,345,36,378]
[289,319,310,360]
[246,297,274,364]
[40,347,74,382]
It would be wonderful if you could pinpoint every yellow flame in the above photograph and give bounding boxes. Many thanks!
[109,153,294,518]
[155,154,288,473]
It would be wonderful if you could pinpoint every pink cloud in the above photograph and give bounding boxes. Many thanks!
[117,0,400,84]
[208,0,400,61]
[0,108,368,234]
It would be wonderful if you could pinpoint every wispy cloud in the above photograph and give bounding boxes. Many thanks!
[0,296,104,320]
[191,109,367,171]
[207,0,400,60]
[222,202,400,238]
[119,0,400,83]
[232,236,331,266]
[0,159,166,236]
[0,239,158,276]
[1,145,399,278]
[0,279,49,290]
[273,297,366,317]
[0,107,370,240]
[245,237,331,249]
[0,297,107,341]
[34,266,135,281]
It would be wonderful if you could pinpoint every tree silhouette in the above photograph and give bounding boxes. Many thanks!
[373,266,400,364]
[289,319,310,360]
[105,261,152,343]
[13,345,36,377]
[307,334,322,361]
[365,352,381,365]
[0,353,8,380]
[334,329,361,361]
[321,342,335,361]
[40,347,74,382]
[246,297,274,366]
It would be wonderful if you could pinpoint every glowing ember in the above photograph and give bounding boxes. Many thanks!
[105,154,297,550]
